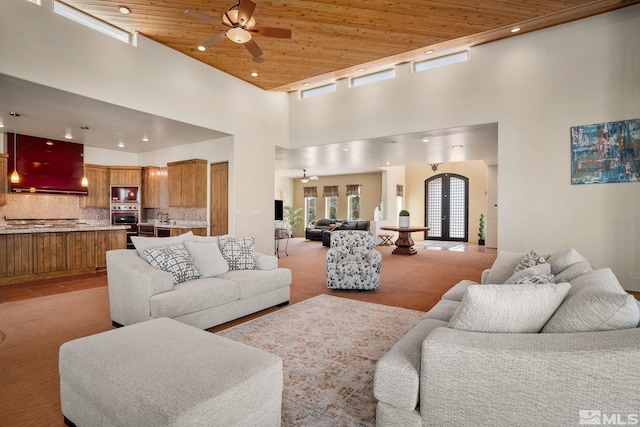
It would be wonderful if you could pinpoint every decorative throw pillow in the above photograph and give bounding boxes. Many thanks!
[484,251,526,284]
[554,260,593,283]
[547,248,588,275]
[542,288,640,333]
[143,244,201,284]
[218,237,257,270]
[448,283,571,333]
[184,241,229,277]
[513,250,547,272]
[132,231,194,261]
[504,263,552,284]
[567,268,625,297]
[513,274,555,284]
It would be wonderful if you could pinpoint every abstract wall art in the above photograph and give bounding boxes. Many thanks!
[571,118,640,184]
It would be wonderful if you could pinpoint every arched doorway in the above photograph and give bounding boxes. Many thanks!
[424,173,469,241]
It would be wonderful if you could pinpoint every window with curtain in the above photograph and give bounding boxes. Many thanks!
[323,186,339,219]
[347,184,361,220]
[304,186,318,225]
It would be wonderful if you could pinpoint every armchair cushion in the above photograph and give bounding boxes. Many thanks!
[326,230,381,290]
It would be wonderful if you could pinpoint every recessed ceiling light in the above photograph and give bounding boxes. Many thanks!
[251,72,258,77]
[422,138,430,142]
[46,141,54,146]
[343,148,349,151]
[303,82,310,86]
[424,49,434,54]
[357,68,365,72]
[118,142,125,148]
[197,45,206,51]
[119,6,131,14]
[511,27,521,33]
[65,132,73,139]
[142,136,149,142]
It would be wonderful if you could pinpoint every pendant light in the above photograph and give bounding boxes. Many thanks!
[81,126,89,187]
[9,112,20,184]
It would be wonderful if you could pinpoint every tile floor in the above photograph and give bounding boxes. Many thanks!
[0,272,107,303]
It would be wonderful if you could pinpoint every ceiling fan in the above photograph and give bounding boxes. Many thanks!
[299,169,319,183]
[185,0,292,59]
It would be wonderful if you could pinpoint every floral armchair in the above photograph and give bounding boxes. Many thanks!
[326,230,382,290]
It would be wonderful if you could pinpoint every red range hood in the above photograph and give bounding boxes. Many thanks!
[6,133,88,195]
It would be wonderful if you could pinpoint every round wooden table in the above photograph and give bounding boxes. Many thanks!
[380,226,430,255]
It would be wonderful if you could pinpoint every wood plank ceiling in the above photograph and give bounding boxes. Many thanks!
[62,0,639,91]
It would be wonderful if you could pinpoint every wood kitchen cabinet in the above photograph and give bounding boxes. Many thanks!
[109,166,142,187]
[80,164,110,208]
[142,166,167,208]
[168,159,207,207]
[0,154,7,206]
[0,229,126,285]
[169,227,207,237]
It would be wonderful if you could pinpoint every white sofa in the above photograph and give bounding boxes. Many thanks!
[374,248,640,426]
[107,232,291,330]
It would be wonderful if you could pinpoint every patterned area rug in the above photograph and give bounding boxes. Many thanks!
[217,294,424,426]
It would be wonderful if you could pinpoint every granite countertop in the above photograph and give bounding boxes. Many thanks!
[140,221,208,229]
[0,224,129,234]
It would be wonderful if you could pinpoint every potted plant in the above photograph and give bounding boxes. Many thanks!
[478,213,486,246]
[398,209,410,228]
[284,205,303,237]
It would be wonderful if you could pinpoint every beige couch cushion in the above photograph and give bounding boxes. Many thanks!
[449,283,570,333]
[484,251,525,284]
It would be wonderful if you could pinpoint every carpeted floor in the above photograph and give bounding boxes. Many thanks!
[218,294,424,426]
[0,238,496,425]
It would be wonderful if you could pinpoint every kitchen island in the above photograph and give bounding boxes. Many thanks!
[0,223,127,286]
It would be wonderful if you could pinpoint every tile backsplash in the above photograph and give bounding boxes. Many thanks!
[0,194,108,222]
[0,194,207,225]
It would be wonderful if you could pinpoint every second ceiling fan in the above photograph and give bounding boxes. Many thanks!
[185,0,292,59]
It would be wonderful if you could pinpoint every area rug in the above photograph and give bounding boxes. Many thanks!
[217,294,425,426]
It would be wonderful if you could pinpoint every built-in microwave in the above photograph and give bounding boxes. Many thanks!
[111,186,140,203]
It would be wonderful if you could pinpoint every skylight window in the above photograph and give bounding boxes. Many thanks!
[301,83,337,99]
[53,0,132,44]
[414,51,469,73]
[351,68,395,87]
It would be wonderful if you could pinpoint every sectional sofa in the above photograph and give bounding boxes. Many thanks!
[106,232,291,330]
[374,248,640,426]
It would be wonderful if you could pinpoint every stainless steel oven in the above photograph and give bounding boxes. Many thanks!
[111,204,139,249]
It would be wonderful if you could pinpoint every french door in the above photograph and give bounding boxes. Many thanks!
[424,173,469,241]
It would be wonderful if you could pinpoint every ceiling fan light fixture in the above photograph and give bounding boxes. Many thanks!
[223,9,256,28]
[300,177,309,183]
[226,27,252,43]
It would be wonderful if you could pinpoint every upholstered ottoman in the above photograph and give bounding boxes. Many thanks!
[59,317,283,426]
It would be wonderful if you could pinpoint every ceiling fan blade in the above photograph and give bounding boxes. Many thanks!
[310,176,319,180]
[199,33,227,48]
[251,27,292,39]
[244,39,263,58]
[237,0,256,25]
[185,10,225,26]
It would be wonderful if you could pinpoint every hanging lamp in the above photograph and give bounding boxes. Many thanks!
[10,112,20,184]
[81,126,89,187]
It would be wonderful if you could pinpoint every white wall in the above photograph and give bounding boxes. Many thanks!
[0,0,288,253]
[289,6,640,289]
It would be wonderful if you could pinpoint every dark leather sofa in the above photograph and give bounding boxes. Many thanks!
[305,218,339,241]
[322,220,371,247]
